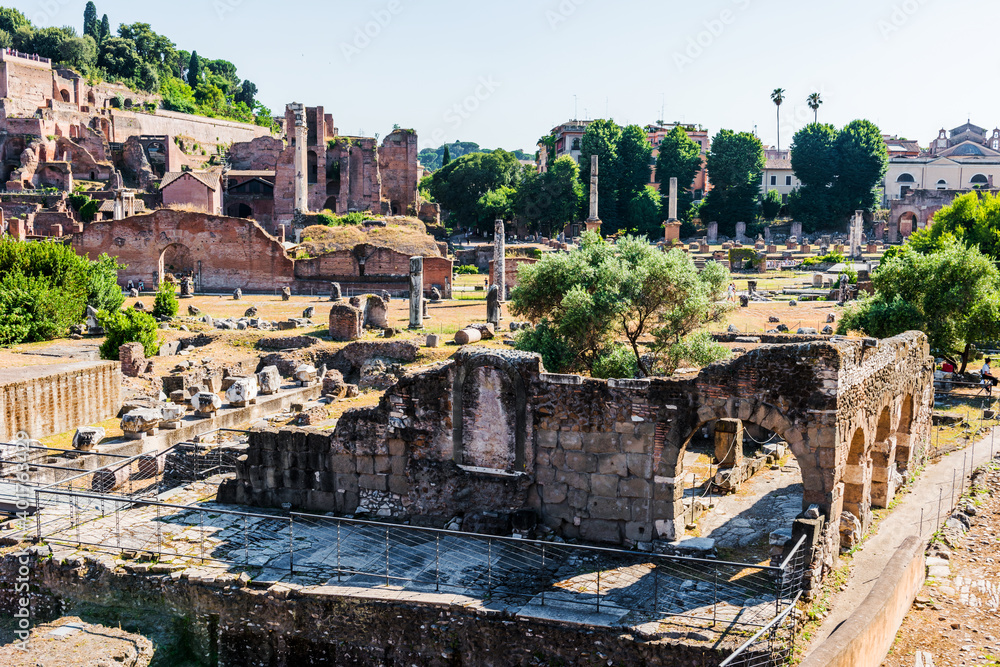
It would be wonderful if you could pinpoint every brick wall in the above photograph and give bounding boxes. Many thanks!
[0,361,122,441]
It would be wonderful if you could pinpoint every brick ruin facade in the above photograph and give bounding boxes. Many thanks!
[224,106,420,232]
[71,209,452,295]
[220,333,933,557]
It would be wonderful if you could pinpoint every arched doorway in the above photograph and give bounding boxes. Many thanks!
[59,89,70,103]
[452,354,527,472]
[896,395,914,472]
[390,200,401,216]
[899,212,917,238]
[843,427,871,530]
[871,407,896,508]
[896,172,915,198]
[322,196,337,213]
[159,243,194,283]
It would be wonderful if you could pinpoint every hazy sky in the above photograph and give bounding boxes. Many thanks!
[10,0,984,151]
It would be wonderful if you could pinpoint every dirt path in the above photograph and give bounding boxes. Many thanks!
[800,426,1000,658]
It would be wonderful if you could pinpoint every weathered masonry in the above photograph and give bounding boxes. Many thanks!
[0,361,122,442]
[221,333,933,550]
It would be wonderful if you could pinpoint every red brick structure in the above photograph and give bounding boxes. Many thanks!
[329,304,363,342]
[161,171,222,214]
[488,257,537,291]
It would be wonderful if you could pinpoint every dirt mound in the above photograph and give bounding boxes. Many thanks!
[298,217,441,258]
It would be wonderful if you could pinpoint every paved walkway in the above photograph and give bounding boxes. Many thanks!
[801,425,1000,657]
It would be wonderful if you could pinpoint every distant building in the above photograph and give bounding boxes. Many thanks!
[160,171,222,215]
[884,122,1000,201]
[760,149,799,203]
[536,120,593,171]
[645,122,711,200]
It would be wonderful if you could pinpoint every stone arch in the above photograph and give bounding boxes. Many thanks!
[658,399,826,528]
[895,395,915,471]
[898,211,918,238]
[843,427,871,528]
[390,200,401,216]
[452,354,527,472]
[59,89,70,103]
[322,196,337,212]
[158,243,194,282]
[871,407,897,508]
[87,91,96,107]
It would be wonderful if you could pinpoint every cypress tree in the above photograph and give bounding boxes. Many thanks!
[83,2,98,40]
[187,51,200,86]
[99,14,109,43]
[442,144,451,167]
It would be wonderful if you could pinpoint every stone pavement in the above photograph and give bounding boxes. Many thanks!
[23,478,792,645]
[802,425,1000,657]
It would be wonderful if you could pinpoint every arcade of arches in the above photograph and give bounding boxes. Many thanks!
[221,333,934,592]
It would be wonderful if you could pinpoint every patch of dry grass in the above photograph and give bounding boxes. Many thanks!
[299,217,441,258]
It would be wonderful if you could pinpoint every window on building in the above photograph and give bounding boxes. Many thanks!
[993,139,999,150]
[770,175,777,186]
[896,173,915,183]
[781,194,788,204]
[971,173,989,189]
[937,179,948,189]
[571,138,581,151]
[784,176,791,186]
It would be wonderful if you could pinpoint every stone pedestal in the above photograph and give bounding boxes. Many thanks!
[707,221,718,244]
[714,419,744,469]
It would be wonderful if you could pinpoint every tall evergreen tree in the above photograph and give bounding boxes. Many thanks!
[99,14,109,43]
[187,50,200,86]
[654,126,703,222]
[442,144,451,167]
[699,129,765,235]
[83,2,98,40]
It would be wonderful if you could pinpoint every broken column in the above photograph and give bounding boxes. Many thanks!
[663,176,681,243]
[409,256,423,329]
[850,210,864,258]
[289,102,308,216]
[707,221,718,244]
[494,219,505,304]
[714,419,744,469]
[586,154,601,234]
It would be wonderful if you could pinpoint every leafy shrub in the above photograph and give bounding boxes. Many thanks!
[592,344,639,379]
[98,308,160,360]
[0,239,123,345]
[655,331,730,375]
[454,264,480,275]
[801,250,846,267]
[514,320,574,373]
[152,280,178,318]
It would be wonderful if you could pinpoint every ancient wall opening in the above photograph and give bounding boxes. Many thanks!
[453,355,527,472]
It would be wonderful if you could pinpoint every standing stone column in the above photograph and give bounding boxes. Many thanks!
[586,155,601,234]
[850,210,863,258]
[494,219,505,303]
[409,256,423,329]
[668,176,678,221]
[290,102,309,215]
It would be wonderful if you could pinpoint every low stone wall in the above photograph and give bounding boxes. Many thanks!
[711,332,832,344]
[0,552,729,666]
[0,361,121,442]
[800,535,925,667]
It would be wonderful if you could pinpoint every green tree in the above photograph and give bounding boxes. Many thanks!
[616,124,653,207]
[579,119,623,230]
[907,191,1000,258]
[194,83,225,110]
[476,186,515,229]
[31,26,74,62]
[514,156,583,236]
[118,22,177,75]
[59,35,97,71]
[623,186,662,238]
[159,75,196,114]
[99,14,109,44]
[83,1,98,41]
[152,280,178,318]
[771,88,785,151]
[0,7,29,36]
[839,240,1000,371]
[428,150,521,231]
[86,253,126,313]
[187,50,201,86]
[789,120,887,231]
[234,79,257,107]
[98,36,141,81]
[510,232,730,376]
[654,125,703,222]
[700,129,765,235]
[442,144,451,167]
[761,188,782,221]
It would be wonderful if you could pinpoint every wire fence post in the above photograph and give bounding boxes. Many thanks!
[199,510,205,563]
[115,501,121,551]
[34,491,41,543]
[540,543,546,607]
[653,561,658,614]
[156,502,162,558]
[596,567,601,613]
[385,526,390,587]
[243,513,248,568]
[435,534,440,592]
[487,538,493,595]
[336,521,342,582]
[288,517,294,575]
[713,567,718,627]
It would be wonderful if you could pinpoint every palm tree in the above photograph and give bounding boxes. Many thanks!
[807,93,823,124]
[771,88,786,150]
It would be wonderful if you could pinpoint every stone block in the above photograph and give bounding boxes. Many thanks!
[597,454,627,477]
[625,521,652,542]
[580,519,621,543]
[590,474,619,497]
[559,431,582,450]
[555,470,590,491]
[358,474,387,491]
[356,456,374,475]
[335,473,359,494]
[330,454,356,473]
[541,483,568,504]
[619,478,651,498]
[567,488,589,510]
[373,455,392,474]
[390,456,406,476]
[565,451,595,473]
[588,497,631,521]
[630,499,651,521]
[583,432,619,454]
[305,491,337,512]
[387,475,409,495]
[387,438,406,456]
[536,429,558,449]
[535,467,555,485]
[626,453,652,478]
